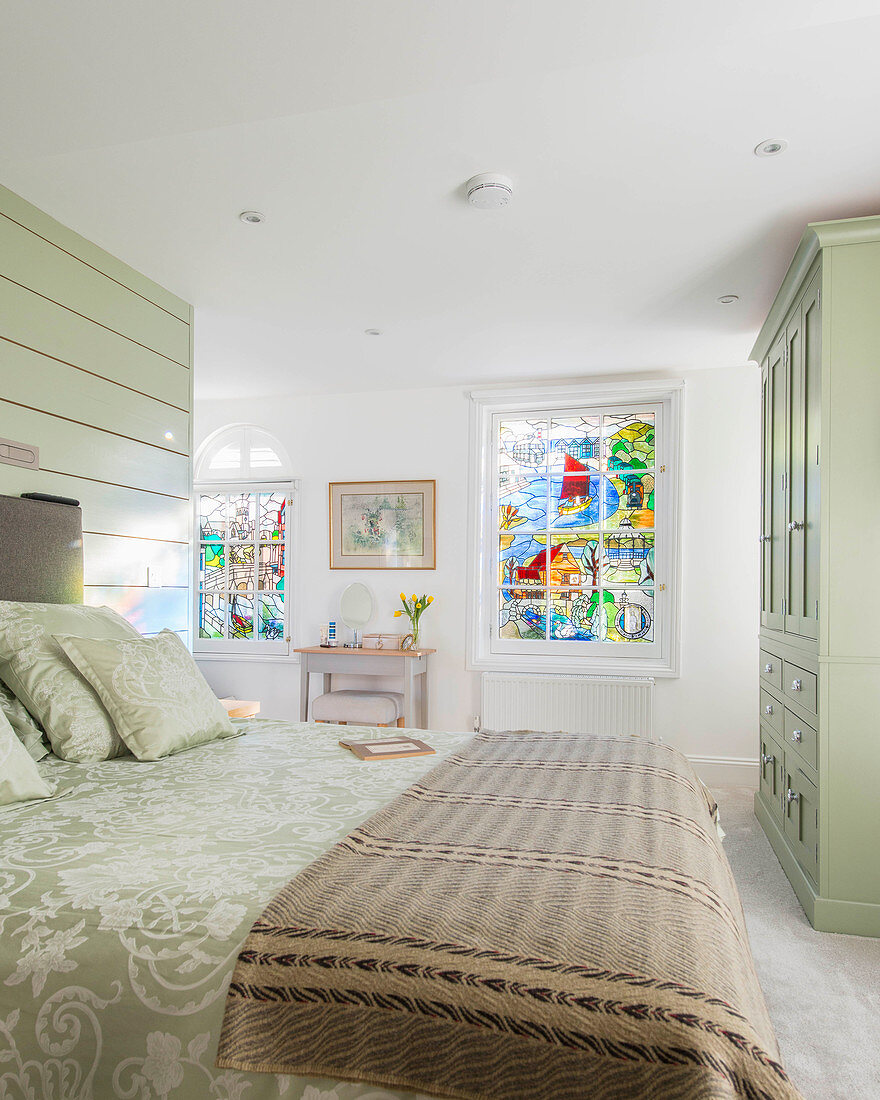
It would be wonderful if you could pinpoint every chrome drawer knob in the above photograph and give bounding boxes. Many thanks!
[764,663,773,674]
[786,789,799,804]
[791,730,803,743]
[759,534,771,543]
[761,753,774,766]
[765,705,774,715]
[787,520,805,531]
[791,679,802,691]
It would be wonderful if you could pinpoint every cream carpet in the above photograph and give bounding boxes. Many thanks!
[715,787,880,1099]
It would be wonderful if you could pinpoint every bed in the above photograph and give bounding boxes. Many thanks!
[0,496,798,1099]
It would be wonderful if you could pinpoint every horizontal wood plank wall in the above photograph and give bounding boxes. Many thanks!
[0,183,193,642]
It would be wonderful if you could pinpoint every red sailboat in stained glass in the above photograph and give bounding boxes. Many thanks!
[558,454,594,516]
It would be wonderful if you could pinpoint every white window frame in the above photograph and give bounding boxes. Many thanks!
[466,379,683,677]
[193,480,298,659]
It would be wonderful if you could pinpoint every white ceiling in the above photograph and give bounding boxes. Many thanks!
[2,1,880,399]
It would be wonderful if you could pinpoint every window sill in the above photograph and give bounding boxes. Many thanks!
[467,652,679,678]
[194,651,300,665]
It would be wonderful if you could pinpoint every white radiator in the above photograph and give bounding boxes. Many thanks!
[480,673,655,739]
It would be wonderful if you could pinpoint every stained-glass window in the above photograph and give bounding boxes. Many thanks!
[495,407,657,646]
[197,489,289,645]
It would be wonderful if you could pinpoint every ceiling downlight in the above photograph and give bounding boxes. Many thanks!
[239,210,266,224]
[754,138,788,158]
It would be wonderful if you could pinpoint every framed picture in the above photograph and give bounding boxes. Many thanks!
[329,480,436,569]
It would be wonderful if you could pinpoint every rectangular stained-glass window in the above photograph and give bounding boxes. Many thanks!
[198,489,289,644]
[497,408,656,646]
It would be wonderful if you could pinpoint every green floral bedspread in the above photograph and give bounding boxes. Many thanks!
[0,719,473,1099]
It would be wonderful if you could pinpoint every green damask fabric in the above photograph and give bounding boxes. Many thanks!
[0,718,469,1099]
[0,677,47,761]
[0,708,53,807]
[56,629,237,760]
[0,601,140,762]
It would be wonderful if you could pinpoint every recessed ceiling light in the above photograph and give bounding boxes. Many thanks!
[164,431,174,441]
[239,210,266,224]
[364,328,382,336]
[716,294,740,305]
[754,138,788,158]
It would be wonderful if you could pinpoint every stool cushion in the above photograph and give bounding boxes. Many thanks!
[312,690,404,725]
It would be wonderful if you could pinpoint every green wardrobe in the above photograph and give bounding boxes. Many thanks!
[754,214,880,937]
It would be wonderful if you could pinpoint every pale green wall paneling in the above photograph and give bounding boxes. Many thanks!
[0,277,190,408]
[0,214,189,363]
[0,182,192,643]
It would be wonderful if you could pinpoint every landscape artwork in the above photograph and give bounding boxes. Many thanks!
[330,480,436,569]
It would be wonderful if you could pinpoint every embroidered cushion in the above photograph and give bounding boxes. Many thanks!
[0,602,140,762]
[0,707,53,807]
[0,678,48,761]
[55,629,236,761]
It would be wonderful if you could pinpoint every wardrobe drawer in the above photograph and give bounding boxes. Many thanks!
[759,726,784,823]
[760,689,784,736]
[783,764,819,886]
[783,661,818,716]
[759,650,783,691]
[784,709,818,773]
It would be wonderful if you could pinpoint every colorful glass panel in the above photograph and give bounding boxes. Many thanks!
[498,476,549,530]
[549,416,600,472]
[602,413,655,470]
[199,493,228,541]
[227,544,254,591]
[499,533,601,589]
[606,588,654,643]
[498,418,548,472]
[229,593,253,639]
[259,493,286,540]
[606,472,655,528]
[550,472,618,530]
[259,594,285,640]
[199,542,225,591]
[258,544,285,591]
[228,493,255,540]
[499,588,546,640]
[549,589,600,640]
[198,593,226,639]
[603,532,654,586]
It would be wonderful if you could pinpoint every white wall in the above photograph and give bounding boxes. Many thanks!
[195,365,761,783]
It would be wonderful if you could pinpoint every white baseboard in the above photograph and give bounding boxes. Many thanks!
[685,754,759,787]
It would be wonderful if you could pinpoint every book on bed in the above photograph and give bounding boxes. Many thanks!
[339,737,435,760]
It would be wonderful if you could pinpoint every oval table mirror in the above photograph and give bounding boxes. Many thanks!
[339,582,375,648]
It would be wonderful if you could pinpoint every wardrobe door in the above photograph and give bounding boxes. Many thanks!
[762,334,786,632]
[784,272,821,638]
[784,308,803,635]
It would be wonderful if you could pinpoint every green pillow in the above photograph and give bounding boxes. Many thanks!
[0,601,140,762]
[0,707,53,807]
[55,629,236,761]
[0,677,48,761]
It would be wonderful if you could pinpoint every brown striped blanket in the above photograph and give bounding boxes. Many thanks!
[217,732,801,1100]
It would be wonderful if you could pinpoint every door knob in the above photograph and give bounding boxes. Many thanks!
[761,753,774,766]
[786,789,799,804]
[791,729,802,743]
[787,520,805,531]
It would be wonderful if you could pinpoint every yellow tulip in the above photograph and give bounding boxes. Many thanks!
[416,602,421,609]
[411,594,417,601]
[393,609,402,617]
[427,596,434,604]
[400,592,405,601]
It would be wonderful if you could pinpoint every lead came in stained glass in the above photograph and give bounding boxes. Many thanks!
[499,588,546,640]
[258,544,285,591]
[496,404,658,647]
[259,594,285,640]
[602,412,655,470]
[229,593,253,639]
[228,545,254,591]
[259,493,286,540]
[228,493,255,541]
[199,493,228,541]
[199,593,226,639]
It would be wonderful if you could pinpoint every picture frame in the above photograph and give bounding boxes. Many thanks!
[329,479,436,570]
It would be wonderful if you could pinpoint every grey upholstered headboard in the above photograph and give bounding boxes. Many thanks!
[0,494,84,604]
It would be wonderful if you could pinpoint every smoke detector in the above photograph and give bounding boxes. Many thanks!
[465,173,513,209]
